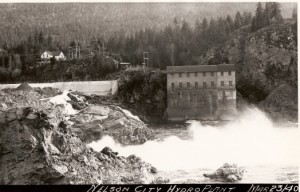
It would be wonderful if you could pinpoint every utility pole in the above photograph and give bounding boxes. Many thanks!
[68,47,71,60]
[71,47,74,59]
[1,52,4,67]
[75,44,77,59]
[78,43,80,58]
[102,42,105,57]
[143,52,149,68]
[9,54,12,70]
[98,44,100,55]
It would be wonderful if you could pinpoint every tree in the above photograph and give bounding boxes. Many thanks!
[251,16,257,32]
[50,56,56,65]
[173,17,178,26]
[271,2,283,22]
[264,2,271,26]
[226,15,234,32]
[255,2,264,30]
[195,18,201,33]
[38,31,45,45]
[202,18,208,39]
[292,6,297,19]
[34,31,39,46]
[234,11,243,29]
[208,18,217,44]
[242,11,252,25]
[70,41,76,48]
[217,17,227,43]
[181,20,192,37]
[47,35,53,49]
[27,35,32,46]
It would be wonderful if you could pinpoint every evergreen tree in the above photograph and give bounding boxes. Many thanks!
[226,15,234,32]
[208,18,217,44]
[38,31,44,45]
[202,18,208,38]
[242,11,252,25]
[217,17,226,43]
[70,41,76,48]
[255,2,264,30]
[181,20,191,37]
[251,16,257,32]
[271,2,283,22]
[234,11,243,29]
[173,17,178,26]
[195,18,201,33]
[50,56,55,65]
[47,35,53,50]
[33,31,39,51]
[264,2,271,26]
[27,35,32,45]
[292,6,297,19]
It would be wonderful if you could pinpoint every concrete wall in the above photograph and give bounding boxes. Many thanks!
[0,80,118,96]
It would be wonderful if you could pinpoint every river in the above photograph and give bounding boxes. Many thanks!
[88,107,299,183]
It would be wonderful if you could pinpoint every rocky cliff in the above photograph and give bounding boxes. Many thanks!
[117,71,167,124]
[205,20,297,122]
[0,87,159,184]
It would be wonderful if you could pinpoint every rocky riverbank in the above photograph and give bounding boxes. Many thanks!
[0,84,163,184]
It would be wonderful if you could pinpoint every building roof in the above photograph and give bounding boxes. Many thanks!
[42,51,63,56]
[53,51,62,56]
[166,64,235,73]
[43,51,53,56]
[119,62,131,65]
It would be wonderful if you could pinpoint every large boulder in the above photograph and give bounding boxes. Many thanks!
[259,84,298,122]
[70,105,155,145]
[203,163,246,182]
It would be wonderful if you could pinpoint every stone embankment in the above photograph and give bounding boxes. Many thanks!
[0,84,162,184]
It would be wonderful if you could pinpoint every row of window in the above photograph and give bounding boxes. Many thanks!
[173,71,232,78]
[175,90,231,102]
[171,81,233,90]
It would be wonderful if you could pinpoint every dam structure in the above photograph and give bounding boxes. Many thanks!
[166,64,236,121]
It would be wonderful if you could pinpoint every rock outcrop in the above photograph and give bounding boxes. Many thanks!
[0,87,155,144]
[117,71,167,123]
[0,107,158,184]
[203,163,246,182]
[0,86,160,184]
[204,20,297,121]
[0,88,55,111]
[259,84,298,122]
[15,82,34,91]
[71,105,155,144]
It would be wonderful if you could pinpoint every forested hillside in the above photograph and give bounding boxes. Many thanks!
[0,3,297,82]
[0,3,295,48]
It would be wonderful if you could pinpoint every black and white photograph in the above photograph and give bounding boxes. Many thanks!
[0,0,298,188]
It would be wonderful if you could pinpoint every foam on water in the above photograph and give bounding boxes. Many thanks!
[88,107,299,171]
[49,90,78,115]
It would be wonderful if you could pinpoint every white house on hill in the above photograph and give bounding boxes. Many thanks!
[41,51,66,61]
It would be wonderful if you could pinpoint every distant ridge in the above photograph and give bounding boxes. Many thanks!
[0,3,295,47]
